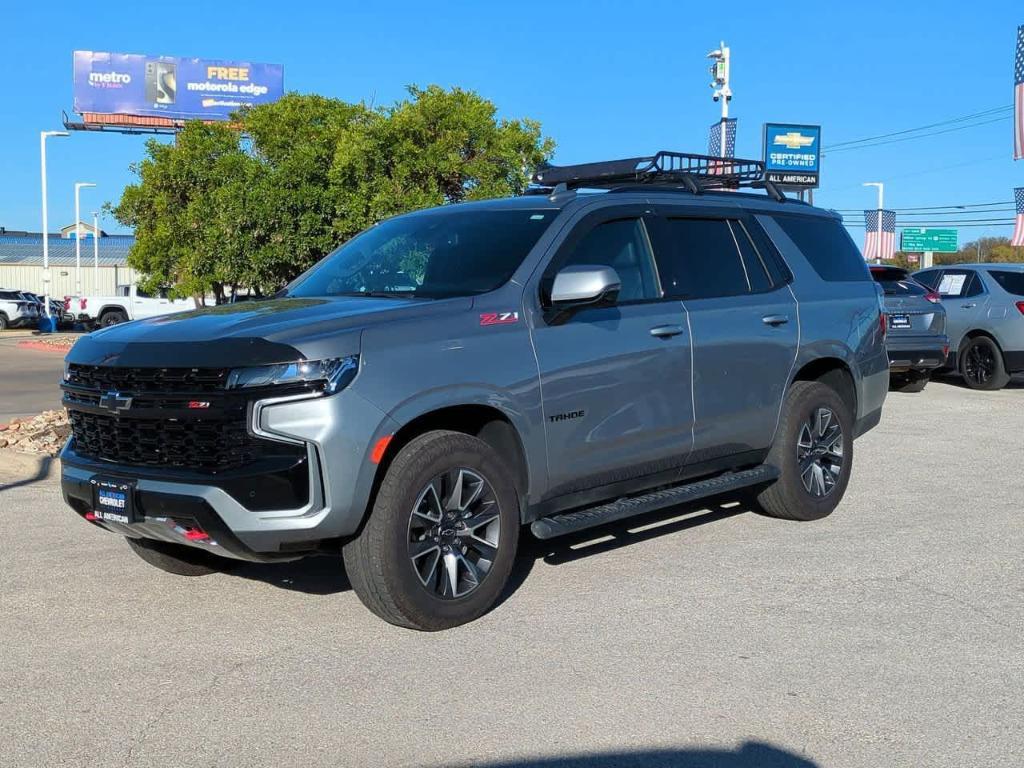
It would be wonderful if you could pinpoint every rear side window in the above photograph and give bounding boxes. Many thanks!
[657,218,751,299]
[989,270,1024,296]
[772,215,869,282]
[913,270,942,290]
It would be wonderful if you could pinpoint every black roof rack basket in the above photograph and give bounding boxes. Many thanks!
[531,150,782,199]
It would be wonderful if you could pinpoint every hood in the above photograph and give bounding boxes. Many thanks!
[68,296,469,368]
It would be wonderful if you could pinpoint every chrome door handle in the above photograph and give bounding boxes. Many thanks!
[762,314,789,326]
[961,303,976,308]
[649,324,685,339]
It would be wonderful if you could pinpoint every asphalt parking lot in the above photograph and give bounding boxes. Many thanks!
[0,333,66,421]
[1,375,1022,768]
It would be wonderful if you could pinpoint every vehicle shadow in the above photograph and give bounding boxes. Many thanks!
[930,372,1024,390]
[0,455,54,492]
[431,741,818,767]
[229,492,755,603]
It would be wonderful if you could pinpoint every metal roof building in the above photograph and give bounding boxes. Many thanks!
[0,232,139,296]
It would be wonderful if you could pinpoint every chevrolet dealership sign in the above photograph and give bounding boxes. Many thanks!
[763,123,821,188]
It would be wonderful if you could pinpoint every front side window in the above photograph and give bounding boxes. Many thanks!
[556,218,660,302]
[936,270,982,298]
[288,209,558,299]
[657,218,751,300]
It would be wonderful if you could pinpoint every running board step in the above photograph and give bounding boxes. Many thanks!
[530,465,779,540]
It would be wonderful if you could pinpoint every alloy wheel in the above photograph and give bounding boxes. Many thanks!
[408,468,501,599]
[797,407,844,498]
[964,344,995,386]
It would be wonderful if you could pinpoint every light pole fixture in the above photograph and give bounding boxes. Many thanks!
[40,130,69,325]
[74,182,96,298]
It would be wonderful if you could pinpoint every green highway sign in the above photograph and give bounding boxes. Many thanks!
[900,228,958,253]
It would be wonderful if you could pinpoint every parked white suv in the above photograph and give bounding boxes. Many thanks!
[70,285,196,328]
[0,289,40,330]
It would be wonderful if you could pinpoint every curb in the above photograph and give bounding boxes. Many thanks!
[16,340,73,353]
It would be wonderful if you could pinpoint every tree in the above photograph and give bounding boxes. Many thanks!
[111,87,555,300]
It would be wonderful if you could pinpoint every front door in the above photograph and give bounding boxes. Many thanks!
[529,210,694,498]
[649,212,798,464]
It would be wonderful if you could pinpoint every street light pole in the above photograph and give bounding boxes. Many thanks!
[40,130,69,326]
[707,42,732,160]
[92,210,100,293]
[74,182,96,298]
[863,182,884,264]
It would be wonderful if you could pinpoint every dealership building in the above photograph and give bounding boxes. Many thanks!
[0,225,137,297]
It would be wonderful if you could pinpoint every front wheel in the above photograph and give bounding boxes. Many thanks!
[343,430,520,631]
[756,380,854,522]
[959,336,1010,390]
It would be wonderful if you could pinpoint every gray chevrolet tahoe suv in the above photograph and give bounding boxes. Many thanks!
[60,152,889,630]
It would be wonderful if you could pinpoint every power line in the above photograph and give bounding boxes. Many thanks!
[824,114,1011,154]
[844,222,1015,229]
[834,200,1013,213]
[824,105,1013,150]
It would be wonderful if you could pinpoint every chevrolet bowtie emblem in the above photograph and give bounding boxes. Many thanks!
[98,391,133,414]
[773,132,816,150]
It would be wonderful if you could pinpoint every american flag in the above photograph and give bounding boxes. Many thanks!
[1012,187,1024,247]
[863,209,896,260]
[1016,25,1024,160]
[708,118,736,157]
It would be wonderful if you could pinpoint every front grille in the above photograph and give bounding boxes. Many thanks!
[66,364,230,394]
[64,364,267,471]
[68,409,259,470]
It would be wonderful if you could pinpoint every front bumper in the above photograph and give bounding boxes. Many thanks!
[885,335,949,372]
[61,389,398,561]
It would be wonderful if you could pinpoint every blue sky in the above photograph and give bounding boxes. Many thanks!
[1,0,1021,246]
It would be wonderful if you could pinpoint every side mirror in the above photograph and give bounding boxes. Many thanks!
[550,265,621,308]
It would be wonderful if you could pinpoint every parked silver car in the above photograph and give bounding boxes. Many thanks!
[913,263,1024,390]
[870,265,948,393]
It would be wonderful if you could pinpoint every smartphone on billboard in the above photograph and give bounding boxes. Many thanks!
[145,61,176,105]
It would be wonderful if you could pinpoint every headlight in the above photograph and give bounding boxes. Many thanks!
[226,355,359,394]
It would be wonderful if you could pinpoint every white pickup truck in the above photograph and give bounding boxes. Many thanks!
[69,286,197,328]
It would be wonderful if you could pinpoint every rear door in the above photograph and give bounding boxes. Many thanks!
[649,210,798,464]
[529,206,694,497]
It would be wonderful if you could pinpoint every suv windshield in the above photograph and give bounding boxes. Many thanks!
[288,208,558,299]
[989,270,1024,296]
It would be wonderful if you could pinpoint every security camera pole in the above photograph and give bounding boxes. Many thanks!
[707,42,732,158]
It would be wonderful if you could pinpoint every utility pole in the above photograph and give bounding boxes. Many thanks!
[74,182,96,299]
[92,210,100,293]
[707,42,732,159]
[40,130,69,330]
[863,182,884,264]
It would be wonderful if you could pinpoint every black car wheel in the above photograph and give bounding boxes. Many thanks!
[100,310,128,327]
[756,380,853,521]
[959,336,1010,391]
[343,430,520,631]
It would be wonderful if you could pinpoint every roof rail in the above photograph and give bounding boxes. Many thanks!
[530,150,786,202]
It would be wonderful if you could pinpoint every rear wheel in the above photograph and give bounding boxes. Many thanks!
[343,430,520,631]
[100,310,128,327]
[890,370,929,393]
[126,537,231,577]
[959,336,1010,390]
[756,380,853,521]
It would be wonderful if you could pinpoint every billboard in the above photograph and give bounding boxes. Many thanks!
[73,51,284,121]
[763,123,821,188]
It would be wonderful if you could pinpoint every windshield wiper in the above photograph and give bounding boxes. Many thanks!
[333,291,421,299]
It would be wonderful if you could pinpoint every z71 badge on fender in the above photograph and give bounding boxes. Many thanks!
[479,311,519,326]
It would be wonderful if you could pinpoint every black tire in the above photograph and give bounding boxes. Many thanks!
[100,310,128,327]
[125,537,232,577]
[0,314,8,331]
[756,380,854,522]
[890,371,929,393]
[959,336,1010,391]
[343,430,520,631]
